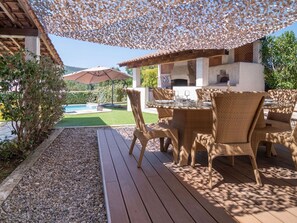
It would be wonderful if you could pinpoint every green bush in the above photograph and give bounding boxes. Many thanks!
[66,84,127,104]
[0,140,21,161]
[66,91,95,104]
[0,51,67,155]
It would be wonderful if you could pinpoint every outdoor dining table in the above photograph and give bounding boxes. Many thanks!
[147,99,288,166]
[147,100,213,166]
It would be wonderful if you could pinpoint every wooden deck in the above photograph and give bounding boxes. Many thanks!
[97,127,297,223]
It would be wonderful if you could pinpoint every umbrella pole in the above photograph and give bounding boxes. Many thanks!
[111,80,114,105]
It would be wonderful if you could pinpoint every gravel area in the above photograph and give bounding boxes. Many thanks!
[0,128,107,222]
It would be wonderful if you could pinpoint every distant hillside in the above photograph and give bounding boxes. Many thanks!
[64,65,86,75]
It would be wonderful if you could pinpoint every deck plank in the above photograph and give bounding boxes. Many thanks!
[213,158,286,223]
[225,151,297,214]
[100,128,151,223]
[123,139,219,223]
[212,151,297,223]
[108,128,174,223]
[97,129,129,223]
[153,150,241,223]
[116,129,196,223]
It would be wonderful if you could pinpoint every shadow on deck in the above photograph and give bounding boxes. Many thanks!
[97,127,297,223]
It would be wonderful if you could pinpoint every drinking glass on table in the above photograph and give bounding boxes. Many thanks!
[184,90,190,100]
[174,90,179,100]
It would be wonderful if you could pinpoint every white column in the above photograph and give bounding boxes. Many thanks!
[222,55,228,64]
[25,35,40,60]
[253,40,262,64]
[157,64,162,87]
[228,49,235,63]
[196,58,209,87]
[132,67,141,88]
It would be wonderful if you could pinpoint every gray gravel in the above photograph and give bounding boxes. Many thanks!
[0,128,107,223]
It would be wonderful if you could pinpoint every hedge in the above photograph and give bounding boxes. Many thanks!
[66,84,126,104]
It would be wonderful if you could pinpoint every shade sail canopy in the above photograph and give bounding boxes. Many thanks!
[28,0,296,50]
[63,66,131,84]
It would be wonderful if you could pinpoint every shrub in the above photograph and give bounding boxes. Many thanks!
[66,91,95,104]
[65,84,127,104]
[0,140,21,161]
[0,51,67,155]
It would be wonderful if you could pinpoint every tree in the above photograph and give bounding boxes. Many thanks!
[261,31,297,89]
[141,66,158,88]
[0,51,66,155]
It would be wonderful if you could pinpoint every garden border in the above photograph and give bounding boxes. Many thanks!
[0,128,63,205]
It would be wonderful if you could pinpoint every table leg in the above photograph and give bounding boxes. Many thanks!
[172,109,212,166]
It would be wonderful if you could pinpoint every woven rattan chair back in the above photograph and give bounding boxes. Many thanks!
[126,89,147,133]
[292,124,297,139]
[267,89,297,123]
[153,88,174,100]
[152,88,174,120]
[211,92,265,144]
[196,88,222,101]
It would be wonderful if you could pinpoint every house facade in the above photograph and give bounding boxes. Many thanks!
[119,41,264,110]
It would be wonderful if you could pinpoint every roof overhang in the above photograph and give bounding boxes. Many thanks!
[119,49,228,68]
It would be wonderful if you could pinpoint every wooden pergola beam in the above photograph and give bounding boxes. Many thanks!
[0,40,14,55]
[0,2,23,28]
[10,37,21,49]
[0,27,38,36]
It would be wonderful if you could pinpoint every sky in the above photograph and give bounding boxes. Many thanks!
[49,22,297,70]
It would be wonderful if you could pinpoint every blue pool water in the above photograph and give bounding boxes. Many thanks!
[64,104,97,113]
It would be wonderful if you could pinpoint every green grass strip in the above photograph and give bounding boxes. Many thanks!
[56,108,158,127]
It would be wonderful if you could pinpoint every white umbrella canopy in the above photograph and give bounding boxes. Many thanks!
[64,66,131,105]
[63,66,131,84]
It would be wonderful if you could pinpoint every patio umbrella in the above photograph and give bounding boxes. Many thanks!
[63,66,131,105]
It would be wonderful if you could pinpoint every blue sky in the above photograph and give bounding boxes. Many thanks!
[49,22,297,69]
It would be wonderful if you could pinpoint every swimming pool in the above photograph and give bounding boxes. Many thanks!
[64,103,99,113]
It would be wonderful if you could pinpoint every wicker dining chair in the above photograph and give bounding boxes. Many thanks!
[152,88,174,151]
[152,88,174,123]
[252,123,297,170]
[126,89,179,167]
[254,89,297,156]
[191,91,265,188]
[266,89,297,127]
[195,88,222,101]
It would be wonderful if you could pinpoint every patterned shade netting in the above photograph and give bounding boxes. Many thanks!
[28,0,297,50]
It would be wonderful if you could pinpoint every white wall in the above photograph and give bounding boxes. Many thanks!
[132,68,141,88]
[209,63,240,86]
[237,63,264,91]
[208,62,264,91]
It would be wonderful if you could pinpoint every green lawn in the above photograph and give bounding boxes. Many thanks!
[56,107,158,127]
